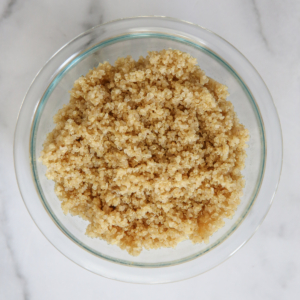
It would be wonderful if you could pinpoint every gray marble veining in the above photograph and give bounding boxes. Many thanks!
[81,0,104,31]
[250,0,271,52]
[0,207,29,300]
[0,0,18,23]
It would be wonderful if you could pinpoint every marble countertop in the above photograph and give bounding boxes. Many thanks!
[0,0,299,299]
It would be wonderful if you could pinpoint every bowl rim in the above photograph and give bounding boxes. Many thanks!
[30,31,266,267]
[14,15,283,283]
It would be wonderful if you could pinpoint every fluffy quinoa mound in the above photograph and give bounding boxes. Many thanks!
[40,49,249,256]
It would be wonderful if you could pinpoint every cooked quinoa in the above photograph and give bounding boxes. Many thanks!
[40,49,249,256]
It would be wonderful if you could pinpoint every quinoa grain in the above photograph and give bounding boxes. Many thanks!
[40,49,249,255]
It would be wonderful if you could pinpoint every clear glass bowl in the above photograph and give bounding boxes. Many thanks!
[14,16,282,283]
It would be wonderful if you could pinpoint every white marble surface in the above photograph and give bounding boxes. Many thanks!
[0,0,299,299]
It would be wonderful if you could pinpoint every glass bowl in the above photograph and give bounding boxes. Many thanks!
[14,16,282,283]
